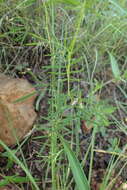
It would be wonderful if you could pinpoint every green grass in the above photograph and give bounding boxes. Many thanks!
[0,0,127,189]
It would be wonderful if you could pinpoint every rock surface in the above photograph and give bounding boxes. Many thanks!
[0,187,10,190]
[0,185,20,190]
[0,74,37,151]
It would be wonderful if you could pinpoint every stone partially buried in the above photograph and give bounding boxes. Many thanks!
[0,74,37,151]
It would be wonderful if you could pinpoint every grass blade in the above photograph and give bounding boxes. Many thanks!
[60,137,90,190]
[12,91,37,103]
[0,176,29,187]
[108,53,121,80]
[51,0,80,6]
[0,140,40,190]
[109,0,127,16]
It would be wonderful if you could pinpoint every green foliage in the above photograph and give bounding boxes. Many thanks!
[61,137,90,190]
[52,0,81,6]
[0,140,39,190]
[109,0,127,16]
[0,175,29,187]
[108,53,121,80]
[0,0,127,189]
[2,150,17,169]
[108,138,122,153]
[78,94,116,130]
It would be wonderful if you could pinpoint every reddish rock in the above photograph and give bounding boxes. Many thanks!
[0,74,37,151]
[0,187,10,190]
[0,185,20,190]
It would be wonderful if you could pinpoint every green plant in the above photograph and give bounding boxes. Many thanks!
[0,140,39,190]
[0,0,127,189]
[60,137,90,190]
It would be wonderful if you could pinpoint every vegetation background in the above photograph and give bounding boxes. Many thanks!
[0,0,127,190]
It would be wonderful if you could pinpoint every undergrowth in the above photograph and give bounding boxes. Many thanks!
[0,0,127,190]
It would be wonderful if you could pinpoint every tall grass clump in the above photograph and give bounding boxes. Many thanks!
[0,0,127,189]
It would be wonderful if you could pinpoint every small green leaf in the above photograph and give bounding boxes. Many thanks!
[108,53,121,80]
[60,137,90,190]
